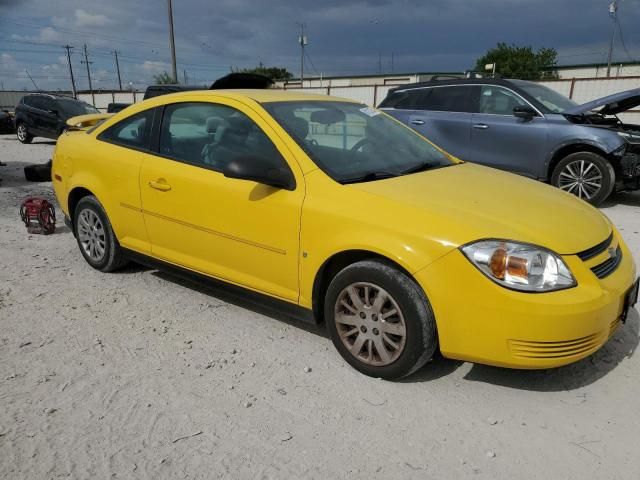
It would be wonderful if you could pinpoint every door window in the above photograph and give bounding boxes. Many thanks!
[98,109,154,150]
[158,102,286,173]
[30,96,45,110]
[478,86,530,115]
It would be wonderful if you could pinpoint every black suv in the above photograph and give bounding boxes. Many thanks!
[15,93,99,143]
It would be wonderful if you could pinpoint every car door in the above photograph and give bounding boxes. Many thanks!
[39,97,61,137]
[469,85,549,178]
[93,108,156,254]
[382,86,476,160]
[139,99,305,302]
[27,96,46,135]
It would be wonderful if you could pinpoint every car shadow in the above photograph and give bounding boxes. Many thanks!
[149,268,328,339]
[600,191,640,208]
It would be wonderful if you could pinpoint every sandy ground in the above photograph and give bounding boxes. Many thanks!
[0,133,639,480]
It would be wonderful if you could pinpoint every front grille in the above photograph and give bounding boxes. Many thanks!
[509,334,601,359]
[591,246,622,279]
[576,232,613,261]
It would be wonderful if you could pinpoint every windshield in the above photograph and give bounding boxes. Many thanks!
[264,101,454,183]
[515,83,577,113]
[57,99,99,116]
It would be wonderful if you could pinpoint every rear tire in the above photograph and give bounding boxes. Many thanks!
[551,152,615,206]
[16,122,33,144]
[73,196,127,272]
[325,260,437,380]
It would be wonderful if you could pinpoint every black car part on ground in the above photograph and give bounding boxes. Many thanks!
[24,160,52,182]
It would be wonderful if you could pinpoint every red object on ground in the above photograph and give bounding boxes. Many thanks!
[20,197,56,235]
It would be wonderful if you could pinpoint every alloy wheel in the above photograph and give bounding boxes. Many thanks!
[17,124,26,142]
[557,160,603,200]
[334,282,407,366]
[77,209,106,261]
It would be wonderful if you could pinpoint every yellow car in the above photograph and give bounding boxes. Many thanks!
[52,90,639,380]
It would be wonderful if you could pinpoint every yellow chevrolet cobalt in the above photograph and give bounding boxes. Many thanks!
[52,90,638,380]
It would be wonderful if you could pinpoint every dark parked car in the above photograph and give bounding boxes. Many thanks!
[143,84,201,100]
[380,78,640,205]
[0,109,14,133]
[15,93,99,144]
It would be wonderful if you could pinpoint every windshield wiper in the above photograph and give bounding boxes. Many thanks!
[341,171,398,184]
[399,162,441,175]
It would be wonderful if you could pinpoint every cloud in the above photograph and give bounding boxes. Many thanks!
[74,9,112,28]
[142,60,170,72]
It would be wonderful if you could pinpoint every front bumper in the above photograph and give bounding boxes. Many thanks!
[415,230,637,369]
[618,152,640,191]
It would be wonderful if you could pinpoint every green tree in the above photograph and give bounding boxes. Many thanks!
[234,64,293,81]
[474,43,559,80]
[152,71,176,84]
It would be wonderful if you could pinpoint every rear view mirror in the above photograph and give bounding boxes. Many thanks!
[310,108,345,125]
[513,105,537,120]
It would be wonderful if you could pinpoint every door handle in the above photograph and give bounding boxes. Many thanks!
[148,179,171,192]
[410,119,425,126]
[473,123,489,130]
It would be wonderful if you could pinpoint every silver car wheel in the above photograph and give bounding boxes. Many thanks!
[77,208,106,261]
[558,159,603,200]
[334,282,407,366]
[17,124,27,142]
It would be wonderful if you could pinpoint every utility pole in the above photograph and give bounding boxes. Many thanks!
[378,52,382,74]
[81,44,94,106]
[297,23,307,86]
[391,52,394,73]
[167,0,178,83]
[113,50,123,91]
[63,45,77,98]
[606,0,618,77]
[183,69,188,85]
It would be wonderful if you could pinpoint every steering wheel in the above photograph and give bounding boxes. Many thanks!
[350,138,373,152]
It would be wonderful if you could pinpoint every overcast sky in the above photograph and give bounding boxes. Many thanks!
[1,0,639,91]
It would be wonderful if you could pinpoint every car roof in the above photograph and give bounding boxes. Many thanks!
[24,93,77,100]
[389,78,536,92]
[146,89,361,104]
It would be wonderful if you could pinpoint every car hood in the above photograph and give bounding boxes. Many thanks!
[349,163,611,255]
[564,88,640,115]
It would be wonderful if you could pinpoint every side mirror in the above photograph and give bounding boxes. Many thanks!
[223,155,295,191]
[513,105,537,120]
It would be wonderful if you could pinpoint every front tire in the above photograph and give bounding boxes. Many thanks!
[325,260,437,380]
[73,196,127,272]
[551,152,615,206]
[16,122,33,144]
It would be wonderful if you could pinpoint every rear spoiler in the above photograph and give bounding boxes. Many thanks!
[66,113,113,130]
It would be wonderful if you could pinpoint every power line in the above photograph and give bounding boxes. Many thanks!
[616,18,636,62]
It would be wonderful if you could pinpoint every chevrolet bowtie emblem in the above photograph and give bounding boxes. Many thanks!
[607,247,617,259]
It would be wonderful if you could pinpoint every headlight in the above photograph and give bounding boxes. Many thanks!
[461,240,576,292]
